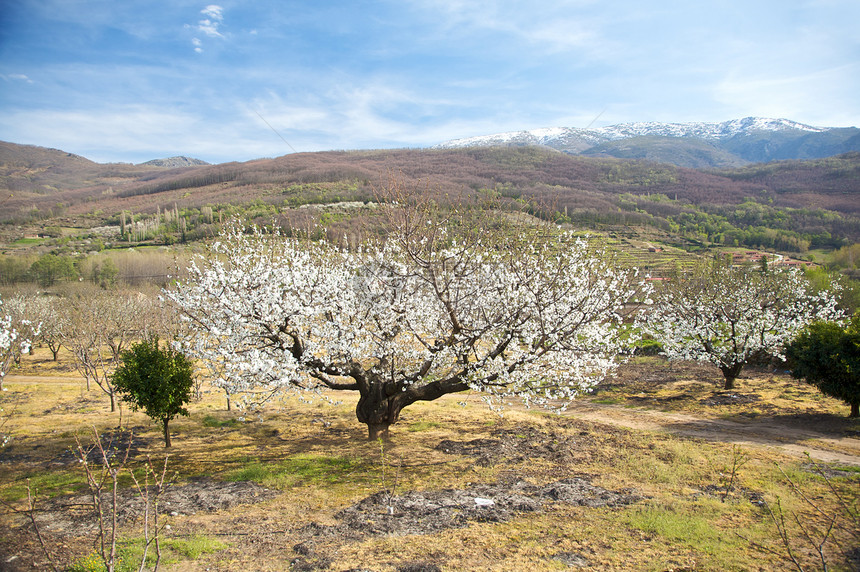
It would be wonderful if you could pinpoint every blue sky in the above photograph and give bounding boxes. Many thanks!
[1,0,858,164]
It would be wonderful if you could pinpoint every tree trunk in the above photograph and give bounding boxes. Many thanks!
[226,395,231,411]
[353,375,469,440]
[356,381,403,441]
[720,363,744,391]
[163,418,171,448]
[367,423,390,440]
[851,402,859,418]
[109,392,116,412]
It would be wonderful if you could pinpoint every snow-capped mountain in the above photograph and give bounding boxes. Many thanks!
[433,117,858,168]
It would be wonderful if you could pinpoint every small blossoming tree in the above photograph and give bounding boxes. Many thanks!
[168,204,645,439]
[1,294,38,391]
[646,259,841,390]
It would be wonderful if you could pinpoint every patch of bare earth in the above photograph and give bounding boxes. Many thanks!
[2,418,643,571]
[305,477,639,539]
[34,479,281,537]
[1,480,280,571]
[287,426,642,571]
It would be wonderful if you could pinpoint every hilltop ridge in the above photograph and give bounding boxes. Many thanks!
[140,156,210,168]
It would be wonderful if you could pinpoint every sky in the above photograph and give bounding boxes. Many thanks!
[1,0,858,164]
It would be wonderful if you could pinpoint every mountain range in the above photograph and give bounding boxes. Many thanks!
[434,117,860,168]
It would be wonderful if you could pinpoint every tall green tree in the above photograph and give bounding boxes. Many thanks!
[785,313,860,418]
[29,254,77,286]
[112,337,195,447]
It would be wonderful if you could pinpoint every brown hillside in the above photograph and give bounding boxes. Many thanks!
[1,143,858,245]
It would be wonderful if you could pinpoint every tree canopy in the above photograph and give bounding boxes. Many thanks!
[168,203,645,439]
[785,313,860,418]
[1,294,38,391]
[645,259,840,390]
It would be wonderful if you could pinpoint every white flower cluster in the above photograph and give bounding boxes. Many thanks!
[1,294,39,446]
[645,264,841,379]
[1,294,38,386]
[166,223,644,412]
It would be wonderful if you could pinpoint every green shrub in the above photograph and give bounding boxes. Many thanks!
[112,336,195,447]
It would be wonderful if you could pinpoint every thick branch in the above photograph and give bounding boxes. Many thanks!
[309,371,361,391]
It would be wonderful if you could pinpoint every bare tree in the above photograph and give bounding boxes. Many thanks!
[75,428,169,572]
[64,288,151,411]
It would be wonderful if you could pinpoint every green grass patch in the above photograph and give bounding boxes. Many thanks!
[830,464,860,474]
[625,501,735,557]
[407,420,442,432]
[611,438,707,487]
[591,397,624,405]
[225,453,366,489]
[66,534,228,571]
[162,534,229,559]
[1,470,85,502]
[201,414,239,428]
[227,461,270,482]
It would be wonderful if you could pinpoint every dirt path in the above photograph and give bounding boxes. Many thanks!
[565,400,860,466]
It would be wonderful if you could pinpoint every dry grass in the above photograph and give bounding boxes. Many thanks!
[1,349,858,571]
[594,356,858,421]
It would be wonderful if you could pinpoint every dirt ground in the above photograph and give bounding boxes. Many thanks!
[1,428,634,571]
[1,356,859,571]
[566,401,860,465]
[34,479,282,537]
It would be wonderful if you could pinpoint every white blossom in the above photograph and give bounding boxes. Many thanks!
[167,220,646,434]
[1,294,39,388]
[645,262,841,389]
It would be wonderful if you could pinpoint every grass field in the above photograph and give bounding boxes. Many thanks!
[1,348,858,571]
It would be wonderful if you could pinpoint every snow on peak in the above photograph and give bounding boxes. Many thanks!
[434,117,830,149]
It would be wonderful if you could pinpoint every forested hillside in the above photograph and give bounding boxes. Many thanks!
[1,143,858,264]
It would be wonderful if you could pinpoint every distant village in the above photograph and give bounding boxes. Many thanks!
[731,250,813,269]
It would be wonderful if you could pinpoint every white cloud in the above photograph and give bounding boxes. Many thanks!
[247,80,534,151]
[2,74,34,84]
[201,5,224,21]
[715,63,860,127]
[198,19,222,38]
[191,4,225,51]
[0,104,276,163]
[199,4,224,36]
[403,0,608,56]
